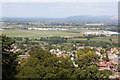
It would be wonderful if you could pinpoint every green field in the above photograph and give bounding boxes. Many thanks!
[2,29,34,37]
[2,29,98,38]
[90,36,118,43]
[2,29,118,43]
[70,36,118,43]
[72,38,87,41]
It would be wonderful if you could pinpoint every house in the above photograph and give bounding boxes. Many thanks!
[99,61,115,71]
[16,49,21,52]
[62,54,66,58]
[73,62,78,67]
[57,54,66,58]
[19,55,30,59]
[57,54,62,57]
[50,49,55,53]
[71,57,74,61]
[78,47,84,49]
[95,51,101,55]
[83,31,118,35]
[0,28,4,31]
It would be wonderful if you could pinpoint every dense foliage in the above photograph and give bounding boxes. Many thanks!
[2,35,19,79]
[16,46,112,79]
[75,48,112,79]
[16,46,75,79]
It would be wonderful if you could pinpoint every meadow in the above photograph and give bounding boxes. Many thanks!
[2,29,118,43]
[2,29,98,38]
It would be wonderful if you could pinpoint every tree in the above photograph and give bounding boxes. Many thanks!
[117,67,120,72]
[74,48,112,79]
[2,35,19,79]
[109,38,112,42]
[22,38,28,44]
[72,47,76,50]
[73,52,76,55]
[87,37,90,41]
[102,56,106,61]
[106,53,110,62]
[100,49,105,54]
[16,46,75,79]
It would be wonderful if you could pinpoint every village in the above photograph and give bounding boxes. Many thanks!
[8,41,120,79]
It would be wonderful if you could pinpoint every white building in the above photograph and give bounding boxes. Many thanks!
[101,31,118,35]
[0,28,4,31]
[83,31,118,35]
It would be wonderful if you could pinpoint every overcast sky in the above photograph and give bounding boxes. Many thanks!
[1,2,118,18]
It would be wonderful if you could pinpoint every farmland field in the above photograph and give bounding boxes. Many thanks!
[2,29,102,38]
[2,29,118,43]
[90,36,118,43]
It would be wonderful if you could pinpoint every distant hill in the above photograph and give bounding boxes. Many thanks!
[65,15,117,22]
[2,15,117,23]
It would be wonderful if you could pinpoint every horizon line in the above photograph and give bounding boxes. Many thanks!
[1,15,118,19]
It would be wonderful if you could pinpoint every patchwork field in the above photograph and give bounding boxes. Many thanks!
[2,29,118,43]
[2,29,100,38]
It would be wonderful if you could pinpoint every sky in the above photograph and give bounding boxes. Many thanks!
[1,0,119,2]
[1,2,118,18]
